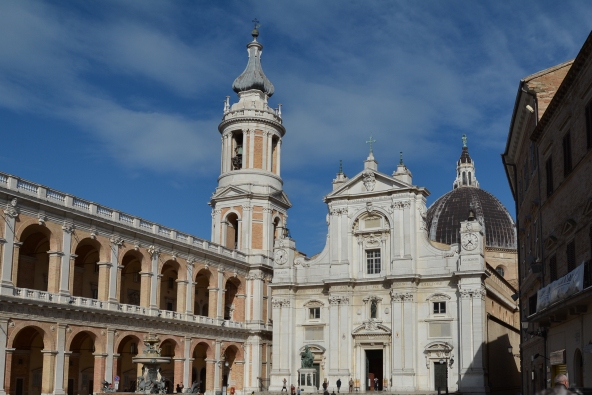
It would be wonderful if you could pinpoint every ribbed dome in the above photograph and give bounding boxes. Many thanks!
[426,187,516,249]
[232,30,275,97]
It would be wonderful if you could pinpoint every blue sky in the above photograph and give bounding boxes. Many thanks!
[1,1,591,256]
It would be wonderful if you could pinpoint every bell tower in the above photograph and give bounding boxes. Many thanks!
[210,26,291,260]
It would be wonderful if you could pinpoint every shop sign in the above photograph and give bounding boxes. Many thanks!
[537,263,585,311]
[550,349,566,365]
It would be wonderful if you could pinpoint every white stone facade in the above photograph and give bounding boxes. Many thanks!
[270,155,489,394]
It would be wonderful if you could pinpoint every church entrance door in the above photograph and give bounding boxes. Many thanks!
[433,362,447,392]
[365,350,383,391]
[313,363,320,389]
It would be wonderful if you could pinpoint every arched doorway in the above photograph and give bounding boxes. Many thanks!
[72,239,101,299]
[573,348,583,388]
[120,252,142,306]
[194,269,211,317]
[68,332,96,395]
[117,335,141,392]
[221,346,242,391]
[224,213,239,249]
[10,327,46,395]
[192,343,211,394]
[16,225,51,291]
[160,261,179,311]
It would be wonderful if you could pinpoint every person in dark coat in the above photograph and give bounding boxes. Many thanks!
[336,379,341,393]
[535,374,575,395]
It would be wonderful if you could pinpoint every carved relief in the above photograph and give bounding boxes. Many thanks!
[362,170,376,192]
[328,295,349,305]
[62,221,74,234]
[4,198,19,218]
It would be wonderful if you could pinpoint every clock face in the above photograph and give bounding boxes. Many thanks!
[274,249,288,265]
[461,233,478,251]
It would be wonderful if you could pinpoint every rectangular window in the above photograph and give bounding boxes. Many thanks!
[309,307,320,319]
[567,240,576,273]
[433,301,446,314]
[549,255,557,282]
[168,277,175,289]
[563,132,573,177]
[428,322,451,338]
[528,294,537,316]
[366,249,381,274]
[304,327,324,341]
[586,99,592,149]
[545,157,554,197]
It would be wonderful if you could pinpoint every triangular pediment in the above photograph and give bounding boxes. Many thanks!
[326,170,412,200]
[270,190,292,207]
[211,185,249,200]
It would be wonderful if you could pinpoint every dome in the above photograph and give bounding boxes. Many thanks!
[426,182,516,249]
[426,135,516,249]
[232,29,275,97]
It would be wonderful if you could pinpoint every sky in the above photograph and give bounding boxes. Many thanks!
[1,1,591,256]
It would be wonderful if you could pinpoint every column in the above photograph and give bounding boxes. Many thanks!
[140,272,152,307]
[10,242,22,288]
[0,319,9,395]
[266,134,273,171]
[458,290,472,373]
[252,274,263,323]
[97,262,111,301]
[185,280,195,316]
[328,297,340,374]
[276,139,281,176]
[112,354,121,384]
[330,211,339,264]
[214,341,221,392]
[93,354,107,393]
[208,287,218,318]
[63,352,71,394]
[174,358,185,391]
[338,298,350,374]
[340,210,349,264]
[471,288,486,375]
[357,237,364,277]
[183,337,191,389]
[249,338,262,391]
[59,224,74,300]
[205,359,216,393]
[149,251,159,311]
[52,323,67,395]
[47,251,63,294]
[3,349,14,395]
[104,329,115,382]
[108,239,121,308]
[249,130,255,169]
[279,300,291,373]
[402,205,411,258]
[41,350,57,395]
[234,360,245,390]
[262,132,268,171]
[176,280,188,313]
[0,203,18,294]
[390,292,403,376]
[402,294,415,375]
[217,270,225,320]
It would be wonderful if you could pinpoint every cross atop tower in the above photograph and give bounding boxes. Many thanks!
[366,135,376,154]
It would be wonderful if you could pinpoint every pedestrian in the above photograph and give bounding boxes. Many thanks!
[176,384,183,393]
[297,387,301,395]
[535,374,575,394]
[282,378,288,392]
[348,378,354,393]
[336,379,341,393]
[291,384,295,395]
[322,380,328,392]
[373,378,378,392]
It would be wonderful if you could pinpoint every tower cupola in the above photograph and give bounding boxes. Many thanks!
[453,134,479,189]
[232,27,275,97]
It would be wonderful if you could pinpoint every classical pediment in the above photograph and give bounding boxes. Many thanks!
[325,170,411,200]
[270,190,292,207]
[211,185,249,200]
[352,320,392,336]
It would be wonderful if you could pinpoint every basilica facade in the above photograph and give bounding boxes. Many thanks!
[0,28,519,395]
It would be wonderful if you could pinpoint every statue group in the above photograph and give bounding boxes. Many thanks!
[301,345,314,368]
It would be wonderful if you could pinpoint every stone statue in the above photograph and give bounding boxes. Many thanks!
[301,345,314,368]
[184,380,200,393]
[137,377,147,392]
[370,300,377,318]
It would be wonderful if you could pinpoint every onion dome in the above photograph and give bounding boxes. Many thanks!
[232,27,275,97]
[426,135,516,249]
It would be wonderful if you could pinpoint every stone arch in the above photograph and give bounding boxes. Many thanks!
[191,341,213,393]
[118,247,149,273]
[9,323,54,351]
[220,344,243,390]
[15,223,54,291]
[160,260,181,311]
[9,325,50,395]
[191,340,214,359]
[70,233,110,262]
[351,209,391,231]
[425,293,452,302]
[222,211,241,249]
[157,335,183,357]
[495,265,507,278]
[272,216,283,241]
[116,333,143,391]
[68,331,101,395]
[15,218,60,251]
[120,250,144,306]
[221,343,244,361]
[71,238,103,298]
[66,328,105,354]
[223,276,245,321]
[113,332,143,355]
[194,268,213,317]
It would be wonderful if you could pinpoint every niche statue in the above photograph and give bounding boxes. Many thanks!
[301,345,314,368]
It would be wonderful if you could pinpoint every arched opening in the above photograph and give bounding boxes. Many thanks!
[224,278,244,322]
[462,172,467,186]
[160,261,179,311]
[273,217,281,241]
[271,136,279,174]
[68,332,96,395]
[221,346,241,390]
[117,335,141,392]
[120,251,142,306]
[194,270,211,317]
[159,340,176,393]
[573,349,583,387]
[495,265,506,278]
[225,213,239,250]
[192,343,210,394]
[17,225,51,291]
[468,171,472,185]
[10,327,45,395]
[231,131,243,170]
[72,239,101,299]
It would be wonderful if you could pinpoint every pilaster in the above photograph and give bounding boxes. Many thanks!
[0,200,18,294]
[0,318,9,395]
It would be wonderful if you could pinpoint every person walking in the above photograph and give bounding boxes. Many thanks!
[373,377,378,392]
[291,384,296,395]
[348,378,354,393]
[297,387,301,395]
[282,378,288,392]
[535,374,575,394]
[336,379,341,393]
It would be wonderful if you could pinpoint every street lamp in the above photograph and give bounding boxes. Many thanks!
[508,344,520,357]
